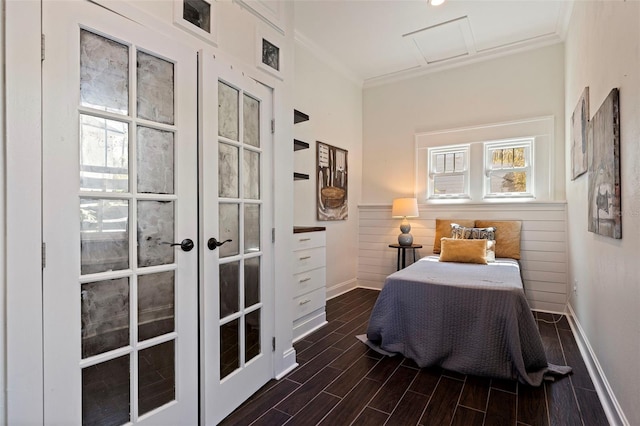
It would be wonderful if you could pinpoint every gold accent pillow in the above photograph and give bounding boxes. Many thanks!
[433,219,475,254]
[439,238,488,264]
[474,220,522,259]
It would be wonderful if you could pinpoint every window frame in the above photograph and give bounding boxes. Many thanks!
[483,138,534,199]
[427,144,470,200]
[414,116,554,204]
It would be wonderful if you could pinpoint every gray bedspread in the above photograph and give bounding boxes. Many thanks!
[366,256,570,386]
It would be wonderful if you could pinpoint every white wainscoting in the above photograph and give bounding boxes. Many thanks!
[358,202,568,313]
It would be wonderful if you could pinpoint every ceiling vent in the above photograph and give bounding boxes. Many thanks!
[403,16,477,65]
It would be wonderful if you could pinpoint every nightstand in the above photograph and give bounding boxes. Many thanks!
[389,243,423,271]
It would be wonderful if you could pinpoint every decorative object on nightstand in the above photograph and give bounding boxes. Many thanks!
[391,197,419,246]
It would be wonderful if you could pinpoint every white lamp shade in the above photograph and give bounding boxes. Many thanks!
[391,198,419,218]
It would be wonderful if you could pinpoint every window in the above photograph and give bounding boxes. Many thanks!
[415,116,553,202]
[428,145,469,199]
[484,139,533,198]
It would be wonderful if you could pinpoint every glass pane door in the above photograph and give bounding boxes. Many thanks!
[217,80,264,380]
[43,2,198,424]
[218,80,263,379]
[200,54,273,425]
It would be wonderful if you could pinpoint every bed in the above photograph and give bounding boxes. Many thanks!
[364,220,571,386]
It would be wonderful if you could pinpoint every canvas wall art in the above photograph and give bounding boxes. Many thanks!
[571,87,589,180]
[317,141,348,221]
[588,88,621,239]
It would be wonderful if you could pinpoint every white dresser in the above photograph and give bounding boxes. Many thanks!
[292,228,327,342]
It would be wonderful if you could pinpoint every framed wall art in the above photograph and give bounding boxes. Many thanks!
[317,141,348,221]
[571,87,589,180]
[588,88,621,239]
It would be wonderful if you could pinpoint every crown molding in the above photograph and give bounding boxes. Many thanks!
[294,30,363,88]
[363,33,563,89]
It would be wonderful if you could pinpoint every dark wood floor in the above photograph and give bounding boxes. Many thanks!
[221,288,608,426]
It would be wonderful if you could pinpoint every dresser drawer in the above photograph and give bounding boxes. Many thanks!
[293,267,325,298]
[293,287,325,320]
[293,247,325,274]
[293,231,326,251]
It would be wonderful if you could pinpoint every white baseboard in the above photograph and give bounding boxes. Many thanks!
[275,348,298,380]
[292,310,327,343]
[326,278,358,300]
[531,307,567,316]
[566,303,628,426]
[355,279,384,291]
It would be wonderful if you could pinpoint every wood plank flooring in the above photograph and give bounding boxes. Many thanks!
[221,288,608,426]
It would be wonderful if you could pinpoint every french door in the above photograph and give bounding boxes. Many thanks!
[42,2,198,424]
[200,53,274,425]
[42,2,275,424]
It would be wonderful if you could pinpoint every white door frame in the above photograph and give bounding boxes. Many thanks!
[4,0,44,423]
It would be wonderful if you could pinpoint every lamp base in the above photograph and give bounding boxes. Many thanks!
[398,217,413,246]
[398,233,413,246]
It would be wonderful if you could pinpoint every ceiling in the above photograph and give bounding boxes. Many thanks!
[293,0,573,86]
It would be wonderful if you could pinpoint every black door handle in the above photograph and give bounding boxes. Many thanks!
[162,239,194,252]
[208,238,232,250]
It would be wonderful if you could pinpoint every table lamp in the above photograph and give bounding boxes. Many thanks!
[392,197,419,246]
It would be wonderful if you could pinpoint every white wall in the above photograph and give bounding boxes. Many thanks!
[362,43,566,204]
[564,2,640,424]
[293,39,363,297]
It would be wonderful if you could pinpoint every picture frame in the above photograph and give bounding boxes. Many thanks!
[588,88,621,239]
[255,26,284,80]
[571,87,589,180]
[173,0,218,46]
[317,141,348,221]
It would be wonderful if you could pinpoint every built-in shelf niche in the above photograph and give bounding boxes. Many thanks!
[294,139,309,151]
[294,109,310,181]
[294,109,309,124]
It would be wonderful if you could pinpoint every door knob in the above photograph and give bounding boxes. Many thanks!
[208,237,232,250]
[162,239,194,252]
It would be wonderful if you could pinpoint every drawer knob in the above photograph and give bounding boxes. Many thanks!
[299,299,311,306]
[299,277,311,283]
[299,238,311,242]
[299,255,311,260]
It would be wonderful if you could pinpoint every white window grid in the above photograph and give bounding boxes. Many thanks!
[427,144,470,199]
[484,138,534,198]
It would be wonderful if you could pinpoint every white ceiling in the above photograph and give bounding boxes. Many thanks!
[293,0,573,86]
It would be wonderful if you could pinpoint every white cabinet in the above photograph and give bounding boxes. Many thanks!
[292,228,327,341]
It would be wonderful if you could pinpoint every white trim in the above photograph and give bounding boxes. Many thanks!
[358,201,568,209]
[0,0,6,422]
[234,0,285,36]
[566,304,629,426]
[5,0,43,423]
[294,30,363,87]
[326,278,358,300]
[355,281,385,291]
[292,312,327,343]
[363,37,563,89]
[275,348,298,380]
